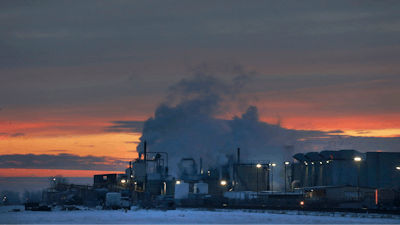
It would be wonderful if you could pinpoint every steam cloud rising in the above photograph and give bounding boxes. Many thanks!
[136,63,301,180]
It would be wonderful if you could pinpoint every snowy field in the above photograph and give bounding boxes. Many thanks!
[1,206,400,224]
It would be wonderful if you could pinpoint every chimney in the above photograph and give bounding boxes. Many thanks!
[144,141,147,161]
[200,158,203,174]
[144,141,147,191]
[237,148,240,164]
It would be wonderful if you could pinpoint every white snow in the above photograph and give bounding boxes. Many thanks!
[1,206,399,224]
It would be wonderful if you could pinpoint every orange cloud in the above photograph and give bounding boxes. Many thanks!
[0,168,125,177]
[0,133,140,159]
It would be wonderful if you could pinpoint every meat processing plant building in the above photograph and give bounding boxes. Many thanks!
[291,150,400,190]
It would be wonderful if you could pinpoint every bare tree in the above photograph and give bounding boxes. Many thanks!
[23,190,42,203]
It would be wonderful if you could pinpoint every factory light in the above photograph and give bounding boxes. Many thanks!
[220,180,227,185]
[121,179,126,183]
[354,157,362,162]
[256,164,261,168]
[176,180,181,185]
[326,161,329,164]
[320,162,322,165]
[300,201,304,206]
[130,175,133,178]
[311,162,314,165]
[272,163,276,167]
[396,167,400,170]
[305,162,308,166]
[285,162,289,165]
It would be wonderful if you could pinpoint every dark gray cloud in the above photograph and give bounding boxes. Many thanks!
[104,120,144,133]
[0,1,399,118]
[10,133,25,137]
[0,153,127,171]
[125,141,140,144]
[1,0,398,68]
[326,130,345,134]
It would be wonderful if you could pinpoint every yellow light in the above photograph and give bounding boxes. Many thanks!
[272,163,276,167]
[326,161,329,164]
[285,162,289,165]
[300,201,304,206]
[311,162,314,165]
[354,157,362,162]
[256,164,261,168]
[121,179,126,183]
[176,180,181,184]
[396,167,400,170]
[220,180,227,185]
[320,162,322,165]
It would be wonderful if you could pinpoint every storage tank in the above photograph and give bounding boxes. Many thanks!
[194,182,208,194]
[174,181,189,199]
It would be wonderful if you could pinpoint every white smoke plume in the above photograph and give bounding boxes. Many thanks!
[136,63,300,186]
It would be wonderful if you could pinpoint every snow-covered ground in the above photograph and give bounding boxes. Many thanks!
[1,206,399,224]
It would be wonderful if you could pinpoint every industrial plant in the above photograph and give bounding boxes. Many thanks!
[34,143,400,212]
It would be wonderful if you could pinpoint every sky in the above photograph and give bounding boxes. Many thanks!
[1,0,400,179]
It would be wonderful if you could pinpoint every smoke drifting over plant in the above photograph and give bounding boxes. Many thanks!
[136,64,301,179]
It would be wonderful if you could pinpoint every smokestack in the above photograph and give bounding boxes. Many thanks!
[144,141,147,191]
[144,141,147,161]
[129,161,132,169]
[237,148,240,164]
[200,158,203,174]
